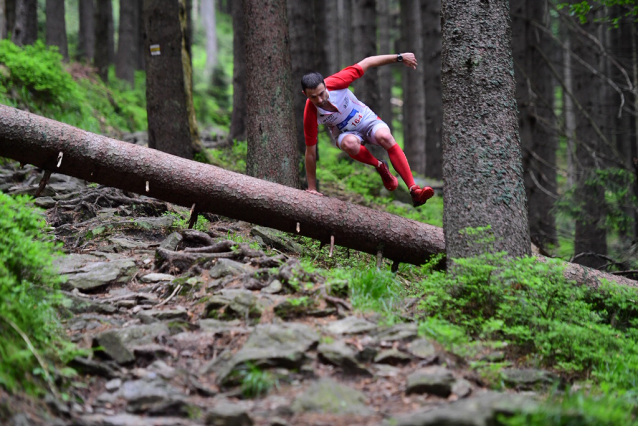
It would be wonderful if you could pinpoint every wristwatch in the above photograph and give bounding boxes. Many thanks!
[397,53,403,62]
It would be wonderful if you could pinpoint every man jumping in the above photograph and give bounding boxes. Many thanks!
[301,53,434,207]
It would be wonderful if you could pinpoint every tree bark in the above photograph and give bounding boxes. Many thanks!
[201,0,217,80]
[77,0,95,62]
[324,0,339,74]
[339,0,353,68]
[511,0,557,251]
[422,0,442,180]
[136,0,145,70]
[5,0,14,40]
[227,0,246,143]
[244,0,299,188]
[45,0,68,60]
[400,0,426,175]
[0,103,635,291]
[115,0,137,86]
[142,0,209,162]
[352,0,381,116]
[94,0,114,82]
[0,0,6,39]
[11,0,36,46]
[441,0,531,258]
[377,0,393,133]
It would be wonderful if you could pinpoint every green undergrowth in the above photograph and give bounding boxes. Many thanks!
[0,40,146,134]
[0,193,81,395]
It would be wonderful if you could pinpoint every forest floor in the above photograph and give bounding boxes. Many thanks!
[0,162,547,426]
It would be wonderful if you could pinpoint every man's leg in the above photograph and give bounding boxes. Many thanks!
[372,128,434,206]
[340,134,398,191]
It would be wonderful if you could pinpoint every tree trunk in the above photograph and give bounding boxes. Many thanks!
[324,0,339,74]
[11,0,36,46]
[288,0,318,157]
[227,0,246,143]
[77,0,95,62]
[142,0,208,162]
[94,0,114,82]
[244,0,299,188]
[441,0,531,258]
[377,0,393,133]
[400,0,426,175]
[511,0,557,251]
[136,0,145,70]
[0,0,6,39]
[45,0,68,60]
[115,0,137,86]
[5,0,14,40]
[185,0,193,66]
[352,0,380,115]
[313,0,329,77]
[201,0,217,80]
[572,17,607,269]
[422,0,442,179]
[339,0,353,68]
[1,103,635,291]
[563,34,576,188]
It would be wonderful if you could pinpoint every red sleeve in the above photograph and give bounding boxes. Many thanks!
[324,64,365,90]
[304,99,318,146]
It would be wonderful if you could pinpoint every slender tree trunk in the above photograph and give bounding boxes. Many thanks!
[45,0,68,60]
[136,0,145,70]
[632,25,638,241]
[352,0,380,115]
[5,0,14,40]
[313,0,329,77]
[143,0,208,161]
[185,0,193,66]
[572,17,607,269]
[324,0,339,74]
[94,0,114,82]
[400,0,426,174]
[441,0,531,258]
[11,0,37,46]
[288,0,318,157]
[227,0,246,143]
[244,0,299,188]
[563,34,576,187]
[115,0,136,86]
[339,0,353,68]
[377,0,393,133]
[201,0,217,80]
[422,0,442,179]
[511,0,557,251]
[0,0,6,39]
[77,0,95,62]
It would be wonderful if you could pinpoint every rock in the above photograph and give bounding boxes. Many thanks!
[406,366,456,397]
[501,368,560,390]
[68,357,120,379]
[34,196,57,209]
[148,360,176,379]
[120,379,187,415]
[93,332,135,365]
[317,341,371,375]
[209,258,255,279]
[134,216,175,230]
[140,273,176,283]
[291,378,373,416]
[116,323,170,347]
[204,289,260,320]
[78,413,194,426]
[261,279,283,294]
[160,232,183,251]
[374,364,402,378]
[385,391,537,426]
[325,316,378,335]
[408,338,436,359]
[251,226,304,254]
[205,400,253,426]
[109,237,148,249]
[452,378,473,398]
[375,323,418,342]
[374,349,412,365]
[143,307,189,321]
[273,297,317,319]
[480,351,505,362]
[62,292,118,315]
[62,259,137,291]
[216,323,319,385]
[53,254,101,274]
[105,378,122,392]
[93,323,170,364]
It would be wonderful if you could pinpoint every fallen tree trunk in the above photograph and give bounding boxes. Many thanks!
[0,105,635,289]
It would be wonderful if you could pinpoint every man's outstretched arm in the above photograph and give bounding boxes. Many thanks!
[357,53,418,72]
[305,144,321,194]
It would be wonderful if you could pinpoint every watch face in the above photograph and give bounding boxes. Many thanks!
[397,54,403,62]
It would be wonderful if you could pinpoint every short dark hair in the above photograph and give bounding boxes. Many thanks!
[301,72,325,92]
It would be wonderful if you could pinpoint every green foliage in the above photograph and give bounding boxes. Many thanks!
[415,251,638,390]
[163,211,210,232]
[0,193,80,394]
[210,141,247,173]
[238,363,276,399]
[558,1,638,26]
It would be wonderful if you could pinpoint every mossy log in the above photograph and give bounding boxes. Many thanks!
[0,105,635,289]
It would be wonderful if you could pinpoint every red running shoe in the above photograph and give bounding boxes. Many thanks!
[376,160,398,191]
[410,185,435,207]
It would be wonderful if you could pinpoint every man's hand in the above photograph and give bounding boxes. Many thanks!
[306,189,323,196]
[400,52,418,70]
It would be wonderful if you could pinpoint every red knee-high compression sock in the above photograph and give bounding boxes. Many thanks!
[349,145,380,167]
[387,144,416,189]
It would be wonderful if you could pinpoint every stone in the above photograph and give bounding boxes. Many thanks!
[501,368,560,390]
[385,391,537,426]
[119,379,187,415]
[148,360,176,379]
[216,323,319,385]
[34,196,57,209]
[325,316,378,335]
[62,259,137,291]
[251,226,304,254]
[480,351,505,362]
[198,319,244,333]
[93,323,170,364]
[204,289,260,320]
[374,349,412,365]
[374,364,402,378]
[53,254,101,274]
[68,357,120,379]
[62,292,118,315]
[140,273,176,283]
[109,237,148,249]
[375,323,418,342]
[160,232,183,251]
[273,297,317,319]
[408,338,436,359]
[144,307,189,321]
[406,366,456,397]
[134,216,175,230]
[93,332,135,365]
[261,279,283,294]
[205,400,253,426]
[209,258,255,279]
[105,378,122,392]
[115,323,170,347]
[291,378,373,416]
[452,378,473,398]
[78,413,194,426]
[317,341,371,375]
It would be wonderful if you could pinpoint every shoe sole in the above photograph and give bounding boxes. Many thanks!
[412,187,435,207]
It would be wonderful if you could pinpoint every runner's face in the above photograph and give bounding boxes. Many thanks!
[303,84,330,108]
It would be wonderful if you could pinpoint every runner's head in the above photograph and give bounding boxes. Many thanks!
[302,72,329,108]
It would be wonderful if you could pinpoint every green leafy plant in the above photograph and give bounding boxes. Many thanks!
[163,211,210,232]
[238,363,276,399]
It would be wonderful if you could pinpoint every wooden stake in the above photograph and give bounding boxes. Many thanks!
[35,170,52,198]
[188,203,198,229]
[329,235,335,257]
